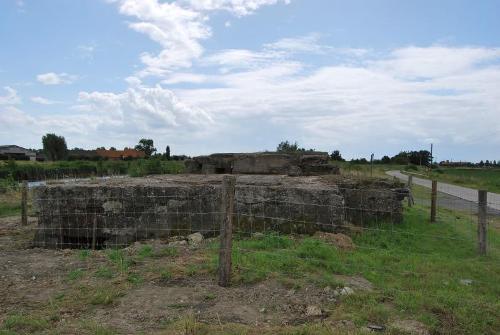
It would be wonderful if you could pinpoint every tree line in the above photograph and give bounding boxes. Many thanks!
[41,134,184,161]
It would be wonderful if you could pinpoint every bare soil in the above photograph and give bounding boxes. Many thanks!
[0,215,373,334]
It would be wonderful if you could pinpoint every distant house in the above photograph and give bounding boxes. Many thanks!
[68,149,99,161]
[96,148,146,160]
[0,145,36,161]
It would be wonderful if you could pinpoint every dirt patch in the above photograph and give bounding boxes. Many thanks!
[0,216,345,334]
[314,232,356,251]
[94,278,340,333]
[391,319,430,335]
[332,274,373,292]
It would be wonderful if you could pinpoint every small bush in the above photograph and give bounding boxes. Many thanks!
[78,250,91,260]
[156,246,178,257]
[2,314,49,333]
[107,249,131,272]
[90,288,121,305]
[404,164,419,171]
[160,269,172,281]
[67,269,85,281]
[127,273,144,285]
[137,245,154,259]
[95,266,114,279]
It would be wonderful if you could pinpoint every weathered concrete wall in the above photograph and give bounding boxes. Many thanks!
[185,152,339,176]
[32,175,406,249]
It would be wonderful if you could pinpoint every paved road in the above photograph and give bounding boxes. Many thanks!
[386,170,500,211]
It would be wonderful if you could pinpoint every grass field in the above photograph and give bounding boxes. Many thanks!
[0,204,498,334]
[0,159,185,181]
[0,189,23,218]
[228,206,499,334]
[402,166,500,193]
[332,162,405,179]
[429,168,500,193]
[1,164,499,334]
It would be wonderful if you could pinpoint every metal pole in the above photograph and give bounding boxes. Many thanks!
[370,153,374,177]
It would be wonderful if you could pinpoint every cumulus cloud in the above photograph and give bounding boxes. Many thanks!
[109,0,290,76]
[264,33,330,54]
[175,45,500,156]
[0,86,21,105]
[180,0,290,16]
[36,72,77,85]
[75,84,213,133]
[31,96,61,105]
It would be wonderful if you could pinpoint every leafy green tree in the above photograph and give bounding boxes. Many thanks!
[166,145,171,160]
[330,150,344,161]
[135,138,156,157]
[276,140,311,153]
[42,133,68,161]
[381,155,391,164]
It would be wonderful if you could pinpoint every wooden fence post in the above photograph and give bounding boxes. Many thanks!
[478,190,487,256]
[218,175,236,287]
[407,175,413,207]
[21,181,28,226]
[430,180,437,223]
[91,213,97,250]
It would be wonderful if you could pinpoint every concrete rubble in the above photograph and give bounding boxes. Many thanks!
[185,152,339,176]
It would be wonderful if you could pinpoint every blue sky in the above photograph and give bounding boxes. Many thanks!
[1,0,499,161]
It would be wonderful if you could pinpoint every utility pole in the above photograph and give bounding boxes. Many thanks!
[430,143,433,167]
[370,153,374,177]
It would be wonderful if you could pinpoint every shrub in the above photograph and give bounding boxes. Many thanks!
[404,164,419,171]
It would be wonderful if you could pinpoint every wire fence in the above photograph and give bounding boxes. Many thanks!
[14,174,500,286]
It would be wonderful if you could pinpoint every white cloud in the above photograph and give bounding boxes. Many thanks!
[30,96,61,105]
[110,0,210,76]
[265,33,329,54]
[162,73,208,84]
[77,43,97,60]
[76,84,213,132]
[374,46,500,79]
[204,49,281,70]
[109,0,290,77]
[174,45,500,156]
[1,82,215,149]
[0,86,21,105]
[36,72,77,85]
[180,0,290,16]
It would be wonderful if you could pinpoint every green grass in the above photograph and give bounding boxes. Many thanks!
[89,287,123,306]
[223,207,500,334]
[0,189,22,217]
[431,167,500,193]
[94,266,115,279]
[155,246,179,257]
[332,162,406,179]
[126,272,144,285]
[107,249,132,273]
[405,166,500,193]
[127,159,184,177]
[136,245,154,259]
[1,314,50,334]
[79,249,92,260]
[0,158,185,182]
[159,268,173,281]
[67,268,86,281]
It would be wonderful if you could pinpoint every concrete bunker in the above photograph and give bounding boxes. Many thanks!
[32,175,407,249]
[185,152,339,176]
